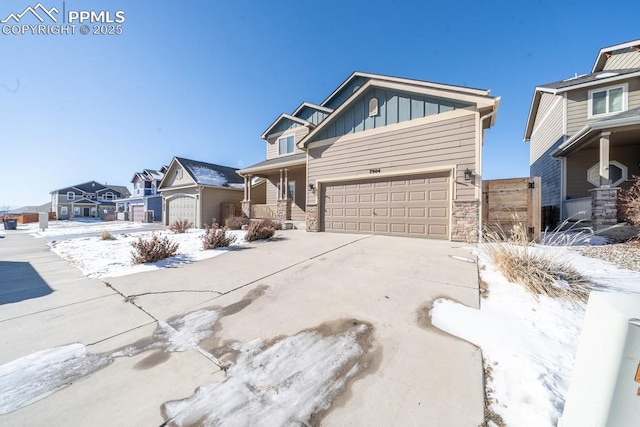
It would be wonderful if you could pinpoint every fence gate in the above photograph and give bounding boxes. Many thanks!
[482,177,541,239]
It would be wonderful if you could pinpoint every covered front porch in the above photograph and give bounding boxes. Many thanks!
[554,108,640,228]
[237,154,307,223]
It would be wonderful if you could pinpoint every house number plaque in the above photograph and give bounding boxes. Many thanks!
[369,168,381,174]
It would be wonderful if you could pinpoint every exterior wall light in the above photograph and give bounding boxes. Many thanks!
[464,169,473,181]
[308,183,315,191]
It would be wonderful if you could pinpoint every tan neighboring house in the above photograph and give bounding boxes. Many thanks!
[525,38,640,227]
[238,72,500,242]
[158,157,245,228]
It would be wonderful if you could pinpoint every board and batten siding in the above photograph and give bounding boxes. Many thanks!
[296,107,329,126]
[266,126,309,159]
[265,168,306,221]
[566,77,640,135]
[307,109,478,206]
[603,51,640,71]
[530,92,564,165]
[200,186,244,226]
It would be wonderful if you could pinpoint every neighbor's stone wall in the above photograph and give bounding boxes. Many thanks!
[305,204,318,232]
[276,199,291,222]
[452,200,479,243]
[241,201,251,219]
[590,187,619,229]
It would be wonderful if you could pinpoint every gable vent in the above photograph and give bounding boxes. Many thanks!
[369,97,379,117]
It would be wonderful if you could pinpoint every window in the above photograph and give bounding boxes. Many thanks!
[176,168,183,179]
[369,98,379,117]
[67,191,75,201]
[103,192,114,200]
[588,84,627,117]
[61,206,68,215]
[587,160,627,187]
[74,207,81,215]
[278,135,295,155]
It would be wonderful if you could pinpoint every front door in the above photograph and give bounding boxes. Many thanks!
[83,207,90,217]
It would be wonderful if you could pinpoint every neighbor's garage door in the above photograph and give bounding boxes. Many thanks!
[167,196,196,225]
[322,172,450,239]
[131,205,144,222]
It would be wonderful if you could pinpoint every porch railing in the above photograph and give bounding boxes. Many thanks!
[251,204,277,219]
[564,197,591,221]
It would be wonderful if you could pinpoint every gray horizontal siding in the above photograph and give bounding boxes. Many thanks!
[530,93,564,164]
[530,138,563,217]
[603,51,640,70]
[313,87,470,142]
[308,112,478,205]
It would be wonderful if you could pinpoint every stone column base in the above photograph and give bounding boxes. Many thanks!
[306,204,318,232]
[590,187,619,229]
[241,201,252,220]
[276,199,291,222]
[451,200,479,243]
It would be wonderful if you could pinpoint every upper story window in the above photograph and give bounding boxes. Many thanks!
[588,84,627,118]
[278,135,295,155]
[102,192,114,201]
[67,191,75,201]
[176,168,183,179]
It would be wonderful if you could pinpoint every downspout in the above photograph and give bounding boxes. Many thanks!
[477,109,498,242]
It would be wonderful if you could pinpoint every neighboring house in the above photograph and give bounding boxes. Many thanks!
[115,167,168,222]
[525,38,640,227]
[238,72,500,242]
[158,157,245,228]
[51,181,131,220]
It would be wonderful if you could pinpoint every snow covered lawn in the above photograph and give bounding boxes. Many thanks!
[431,244,640,427]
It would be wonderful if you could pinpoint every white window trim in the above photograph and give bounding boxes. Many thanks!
[587,160,628,187]
[67,191,75,201]
[60,206,68,215]
[74,207,81,215]
[277,134,296,156]
[587,83,628,118]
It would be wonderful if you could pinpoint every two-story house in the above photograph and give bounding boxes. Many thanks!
[51,181,131,220]
[238,72,500,242]
[115,167,167,222]
[525,38,640,227]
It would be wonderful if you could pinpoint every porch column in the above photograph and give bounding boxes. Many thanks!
[599,131,611,187]
[247,174,252,201]
[284,169,289,200]
[243,175,248,201]
[279,169,284,200]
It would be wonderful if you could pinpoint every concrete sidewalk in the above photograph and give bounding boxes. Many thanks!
[0,230,484,426]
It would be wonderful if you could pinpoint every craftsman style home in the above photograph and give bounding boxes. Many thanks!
[51,181,131,220]
[525,38,640,227]
[238,72,500,242]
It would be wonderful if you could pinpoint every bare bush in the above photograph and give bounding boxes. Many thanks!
[100,230,115,240]
[482,222,590,304]
[619,175,640,225]
[169,219,194,234]
[245,219,277,242]
[131,234,179,264]
[202,221,236,249]
[224,216,248,230]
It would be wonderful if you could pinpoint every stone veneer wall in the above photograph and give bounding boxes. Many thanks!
[241,201,251,219]
[305,204,318,231]
[276,199,291,222]
[590,187,619,229]
[451,200,479,243]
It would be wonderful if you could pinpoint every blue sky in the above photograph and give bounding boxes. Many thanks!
[1,0,638,208]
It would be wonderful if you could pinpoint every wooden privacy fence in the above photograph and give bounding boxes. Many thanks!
[482,177,541,239]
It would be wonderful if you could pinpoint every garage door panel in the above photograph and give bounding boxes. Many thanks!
[132,205,144,222]
[322,172,451,239]
[168,196,196,225]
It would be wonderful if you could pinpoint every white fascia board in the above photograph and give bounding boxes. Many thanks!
[291,102,333,116]
[592,39,640,72]
[260,114,312,140]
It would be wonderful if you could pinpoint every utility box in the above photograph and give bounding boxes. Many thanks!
[145,210,154,223]
[38,212,48,231]
[558,292,640,427]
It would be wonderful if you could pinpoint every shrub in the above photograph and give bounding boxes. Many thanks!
[224,216,248,230]
[245,219,277,242]
[202,222,236,249]
[131,234,179,264]
[169,219,193,234]
[619,175,640,225]
[100,230,115,240]
[482,222,590,304]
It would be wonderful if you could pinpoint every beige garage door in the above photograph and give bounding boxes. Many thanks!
[131,205,144,222]
[167,196,196,225]
[322,172,450,239]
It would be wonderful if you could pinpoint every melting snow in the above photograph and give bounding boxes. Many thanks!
[188,166,229,187]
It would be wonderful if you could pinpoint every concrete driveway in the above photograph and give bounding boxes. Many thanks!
[0,230,483,426]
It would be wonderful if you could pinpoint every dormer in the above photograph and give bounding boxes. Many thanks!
[261,113,313,160]
[592,39,640,72]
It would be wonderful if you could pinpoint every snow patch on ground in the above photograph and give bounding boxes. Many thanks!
[156,310,220,352]
[431,244,640,427]
[47,228,246,278]
[162,323,370,426]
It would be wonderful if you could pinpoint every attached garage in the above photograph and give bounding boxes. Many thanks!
[166,195,196,225]
[131,205,145,222]
[322,172,450,239]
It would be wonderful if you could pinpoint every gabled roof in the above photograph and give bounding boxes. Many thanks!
[237,153,306,175]
[592,38,640,73]
[536,68,640,92]
[291,102,333,117]
[105,185,131,197]
[68,198,100,205]
[131,168,165,183]
[50,181,129,196]
[320,71,491,108]
[552,107,640,157]
[261,113,313,140]
[163,156,243,188]
[298,77,498,148]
